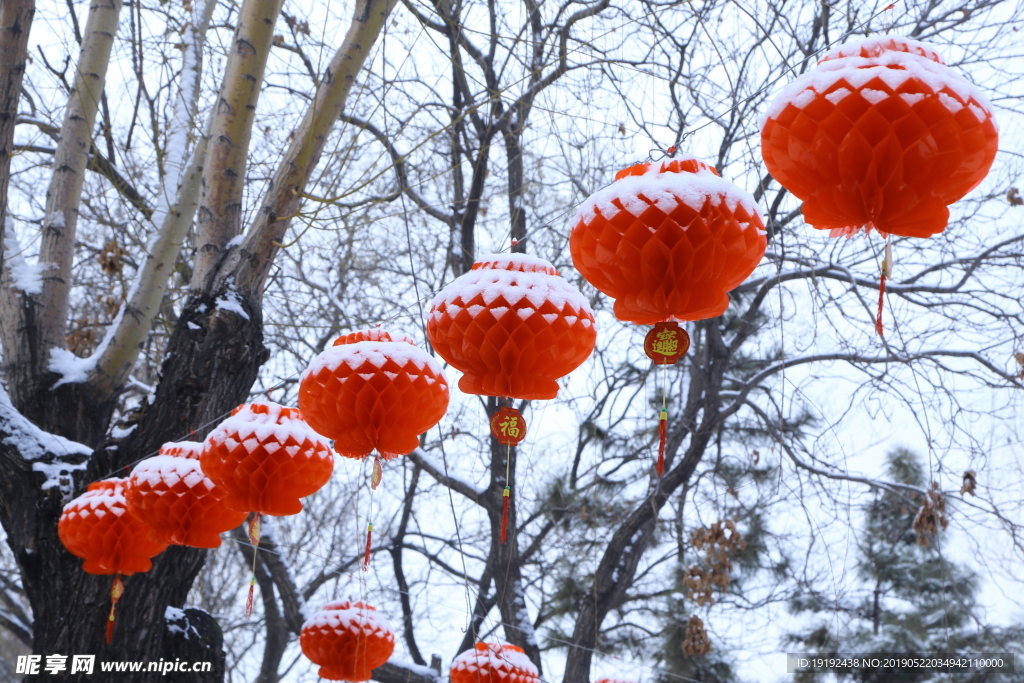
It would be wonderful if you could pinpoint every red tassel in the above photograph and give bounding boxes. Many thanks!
[657,409,667,476]
[500,486,511,544]
[362,523,373,571]
[875,272,887,336]
[244,577,256,617]
[105,575,124,644]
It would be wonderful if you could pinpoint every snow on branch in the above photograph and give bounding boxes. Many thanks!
[0,382,91,496]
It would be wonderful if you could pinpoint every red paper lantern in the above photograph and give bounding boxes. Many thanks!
[569,156,766,324]
[299,600,395,681]
[761,36,998,238]
[58,478,168,575]
[126,441,247,548]
[595,679,638,683]
[200,402,333,516]
[426,253,597,400]
[298,329,450,460]
[449,642,540,683]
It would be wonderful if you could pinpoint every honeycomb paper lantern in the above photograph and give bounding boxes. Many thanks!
[569,155,767,325]
[200,402,334,516]
[58,478,168,575]
[299,329,450,460]
[761,36,998,238]
[299,600,395,681]
[449,642,540,683]
[426,253,597,400]
[125,441,247,548]
[595,679,639,683]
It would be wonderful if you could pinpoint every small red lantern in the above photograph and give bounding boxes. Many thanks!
[125,441,247,548]
[569,155,766,325]
[58,478,168,642]
[761,36,998,238]
[299,328,450,461]
[200,402,334,516]
[595,679,638,683]
[299,600,395,681]
[426,253,597,400]
[449,642,540,683]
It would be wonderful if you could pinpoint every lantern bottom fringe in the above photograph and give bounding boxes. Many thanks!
[500,486,511,544]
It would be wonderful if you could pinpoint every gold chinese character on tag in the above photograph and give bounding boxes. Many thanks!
[644,321,690,365]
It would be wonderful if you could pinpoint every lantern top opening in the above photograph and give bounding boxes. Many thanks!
[819,36,945,65]
[471,253,559,276]
[158,441,202,460]
[614,155,720,180]
[333,328,416,346]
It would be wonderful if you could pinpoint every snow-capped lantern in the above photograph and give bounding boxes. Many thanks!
[299,328,449,569]
[761,36,998,239]
[570,155,766,326]
[427,253,596,401]
[427,253,596,543]
[58,478,169,642]
[449,642,540,683]
[200,402,333,517]
[570,154,766,475]
[299,600,396,682]
[299,329,450,462]
[125,441,247,549]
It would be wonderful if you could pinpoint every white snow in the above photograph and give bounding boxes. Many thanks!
[205,402,331,456]
[573,163,764,236]
[762,36,997,128]
[215,288,250,320]
[449,642,538,678]
[429,254,597,324]
[303,340,447,387]
[225,234,244,249]
[0,382,92,463]
[301,601,396,638]
[48,348,96,388]
[2,218,44,295]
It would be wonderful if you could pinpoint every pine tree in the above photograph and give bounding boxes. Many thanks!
[789,449,1024,682]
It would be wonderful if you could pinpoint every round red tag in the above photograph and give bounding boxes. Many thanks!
[644,321,690,365]
[490,407,527,446]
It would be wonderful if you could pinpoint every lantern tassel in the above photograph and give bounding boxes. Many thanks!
[500,486,511,544]
[362,522,373,571]
[657,409,668,476]
[105,575,124,644]
[876,240,892,337]
[245,515,261,618]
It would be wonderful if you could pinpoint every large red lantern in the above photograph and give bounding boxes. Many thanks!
[569,155,766,325]
[58,478,168,642]
[426,253,596,401]
[449,642,540,683]
[299,600,395,681]
[125,441,247,548]
[200,401,333,517]
[299,328,450,461]
[761,36,998,238]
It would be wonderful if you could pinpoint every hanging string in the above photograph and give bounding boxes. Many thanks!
[875,236,892,336]
[657,363,668,476]
[363,455,379,572]
[104,574,124,644]
[244,514,261,617]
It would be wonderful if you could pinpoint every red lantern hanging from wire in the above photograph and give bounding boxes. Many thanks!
[760,36,999,333]
[299,600,396,682]
[569,153,766,474]
[427,253,597,543]
[58,478,168,643]
[201,401,333,614]
[299,328,450,569]
[126,441,247,549]
[449,642,541,683]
